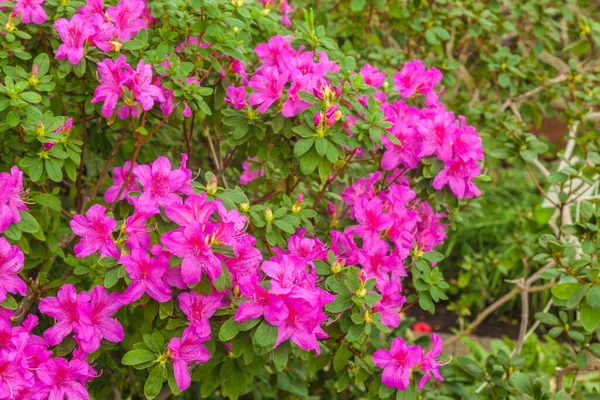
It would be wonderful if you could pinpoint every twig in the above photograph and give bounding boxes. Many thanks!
[84,123,130,210]
[250,189,282,205]
[75,103,88,210]
[312,148,358,210]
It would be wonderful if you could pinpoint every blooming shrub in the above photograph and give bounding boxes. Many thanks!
[0,0,488,399]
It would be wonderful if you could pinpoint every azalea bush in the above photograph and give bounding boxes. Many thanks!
[0,0,491,399]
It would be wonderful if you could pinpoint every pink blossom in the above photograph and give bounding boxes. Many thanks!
[14,0,47,24]
[0,166,27,234]
[178,291,223,339]
[38,284,92,346]
[372,337,422,390]
[168,329,210,391]
[248,66,288,113]
[119,248,171,303]
[360,64,386,88]
[224,86,247,109]
[0,350,35,397]
[0,237,26,303]
[235,277,288,325]
[240,157,264,185]
[418,334,444,389]
[105,0,147,41]
[165,193,217,227]
[254,35,294,71]
[70,204,119,259]
[78,285,124,353]
[162,222,223,285]
[54,15,94,65]
[133,156,190,210]
[372,277,405,329]
[91,56,132,118]
[104,161,139,204]
[78,0,105,17]
[393,60,442,101]
[349,197,394,239]
[417,109,457,161]
[54,117,74,134]
[432,158,482,199]
[36,358,94,400]
[128,60,165,111]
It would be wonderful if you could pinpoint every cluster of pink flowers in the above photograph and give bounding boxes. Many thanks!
[0,167,27,234]
[0,297,98,398]
[224,36,483,198]
[55,0,150,64]
[91,55,165,119]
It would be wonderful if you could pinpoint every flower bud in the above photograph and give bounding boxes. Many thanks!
[261,8,270,16]
[264,208,274,224]
[110,40,123,53]
[330,260,343,275]
[313,111,322,127]
[43,141,55,151]
[36,121,45,137]
[327,202,336,218]
[296,193,303,204]
[231,0,244,6]
[357,288,367,298]
[324,104,339,127]
[382,81,389,90]
[206,176,218,196]
[239,202,250,212]
[232,26,239,33]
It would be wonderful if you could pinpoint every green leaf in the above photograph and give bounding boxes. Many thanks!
[551,283,580,300]
[273,343,289,371]
[350,0,366,12]
[299,148,320,175]
[534,312,560,326]
[396,382,417,399]
[423,251,444,262]
[17,211,40,233]
[510,372,531,394]
[333,345,352,372]
[144,365,164,400]
[274,219,295,234]
[498,73,511,88]
[32,193,61,211]
[213,264,232,292]
[0,295,18,310]
[315,137,329,156]
[581,303,600,331]
[294,137,315,157]
[252,320,278,354]
[571,39,590,56]
[547,172,568,184]
[45,159,63,182]
[219,317,240,341]
[20,92,41,103]
[122,349,156,365]
[587,284,600,309]
[34,53,50,76]
[7,111,19,128]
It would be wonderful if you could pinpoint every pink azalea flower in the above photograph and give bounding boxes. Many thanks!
[372,337,422,390]
[124,200,159,250]
[168,329,211,391]
[274,296,331,355]
[254,35,294,71]
[78,285,124,353]
[14,0,47,24]
[248,66,288,113]
[418,334,444,389]
[415,202,447,251]
[54,117,74,134]
[178,291,223,339]
[360,64,386,88]
[357,238,403,281]
[36,358,94,400]
[162,222,223,286]
[0,237,27,303]
[88,14,117,53]
[105,0,147,41]
[165,193,217,227]
[128,60,165,111]
[224,86,247,109]
[91,56,132,118]
[133,156,190,210]
[393,60,442,101]
[119,248,171,304]
[417,109,457,161]
[54,14,94,65]
[348,197,394,240]
[104,161,139,204]
[234,277,288,326]
[239,157,264,185]
[38,284,92,346]
[432,158,482,199]
[0,166,28,234]
[78,0,105,17]
[286,228,327,265]
[372,277,405,329]
[329,230,359,266]
[70,204,119,259]
[0,350,35,397]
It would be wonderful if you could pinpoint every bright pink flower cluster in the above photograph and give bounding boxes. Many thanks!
[55,0,150,64]
[0,297,99,399]
[224,35,484,199]
[91,55,165,118]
